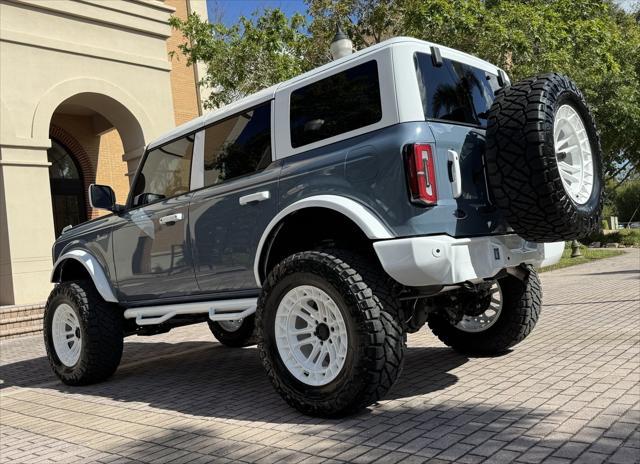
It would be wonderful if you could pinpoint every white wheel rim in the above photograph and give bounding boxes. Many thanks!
[554,104,594,205]
[275,285,348,386]
[51,303,82,367]
[456,283,503,333]
[217,319,243,332]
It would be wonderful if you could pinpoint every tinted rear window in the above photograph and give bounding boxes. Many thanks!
[202,103,272,187]
[290,60,382,148]
[414,52,500,128]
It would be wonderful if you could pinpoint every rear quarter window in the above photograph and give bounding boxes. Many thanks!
[414,52,500,128]
[290,60,382,148]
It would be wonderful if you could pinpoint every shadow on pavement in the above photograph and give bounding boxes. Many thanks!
[0,339,467,422]
[585,269,639,277]
[94,403,556,464]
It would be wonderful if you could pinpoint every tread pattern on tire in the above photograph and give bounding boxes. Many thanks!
[486,73,603,242]
[256,249,405,417]
[44,280,123,385]
[428,266,542,355]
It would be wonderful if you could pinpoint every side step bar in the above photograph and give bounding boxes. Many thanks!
[123,298,257,326]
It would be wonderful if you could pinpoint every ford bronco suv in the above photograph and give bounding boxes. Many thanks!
[44,37,603,416]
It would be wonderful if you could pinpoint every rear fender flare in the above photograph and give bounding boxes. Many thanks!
[253,195,394,286]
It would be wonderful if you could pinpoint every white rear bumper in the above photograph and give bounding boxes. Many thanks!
[373,234,564,287]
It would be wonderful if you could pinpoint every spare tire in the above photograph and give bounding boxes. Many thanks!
[486,73,603,242]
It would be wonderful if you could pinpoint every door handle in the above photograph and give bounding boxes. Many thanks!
[159,213,184,225]
[239,191,270,206]
[447,149,462,199]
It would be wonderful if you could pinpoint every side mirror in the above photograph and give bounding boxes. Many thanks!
[89,184,122,213]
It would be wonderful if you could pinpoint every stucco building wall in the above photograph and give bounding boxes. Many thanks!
[0,0,202,305]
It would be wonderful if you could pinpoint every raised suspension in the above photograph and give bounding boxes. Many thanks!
[401,281,498,332]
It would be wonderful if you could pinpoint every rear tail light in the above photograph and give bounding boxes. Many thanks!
[404,143,437,206]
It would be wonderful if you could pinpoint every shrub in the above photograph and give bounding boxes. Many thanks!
[582,229,640,247]
[618,229,640,246]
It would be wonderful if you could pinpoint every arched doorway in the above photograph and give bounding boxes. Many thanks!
[41,91,151,238]
[47,139,87,236]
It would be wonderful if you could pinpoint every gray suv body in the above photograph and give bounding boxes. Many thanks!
[44,38,602,416]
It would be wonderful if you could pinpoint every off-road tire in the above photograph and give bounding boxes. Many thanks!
[428,266,542,355]
[486,73,603,242]
[257,249,405,417]
[208,316,257,347]
[44,280,123,385]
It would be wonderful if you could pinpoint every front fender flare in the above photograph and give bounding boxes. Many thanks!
[253,195,394,286]
[51,249,118,303]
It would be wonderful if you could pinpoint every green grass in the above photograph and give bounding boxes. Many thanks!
[539,246,624,273]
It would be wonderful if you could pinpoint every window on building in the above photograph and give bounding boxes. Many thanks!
[132,135,194,206]
[202,102,272,187]
[290,60,382,148]
[414,53,500,128]
[47,139,87,237]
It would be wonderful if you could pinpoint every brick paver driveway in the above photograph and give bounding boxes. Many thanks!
[1,251,639,464]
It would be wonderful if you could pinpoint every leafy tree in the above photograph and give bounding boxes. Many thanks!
[306,0,403,64]
[171,0,640,186]
[614,179,640,222]
[307,0,640,185]
[169,9,312,108]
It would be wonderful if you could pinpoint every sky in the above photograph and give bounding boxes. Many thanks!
[206,0,307,25]
[615,0,639,11]
[204,0,637,25]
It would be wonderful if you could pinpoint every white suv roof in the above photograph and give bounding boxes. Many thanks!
[148,37,507,150]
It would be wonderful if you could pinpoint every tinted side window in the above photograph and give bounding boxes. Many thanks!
[290,60,382,148]
[414,53,499,128]
[203,103,272,187]
[132,136,193,205]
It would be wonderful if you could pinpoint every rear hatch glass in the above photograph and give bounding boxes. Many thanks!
[415,52,500,128]
[414,52,509,236]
